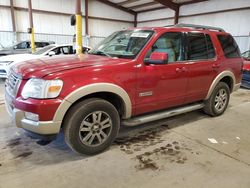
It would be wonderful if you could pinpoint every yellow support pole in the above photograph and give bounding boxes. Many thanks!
[28,0,36,53]
[76,14,82,54]
[30,27,36,53]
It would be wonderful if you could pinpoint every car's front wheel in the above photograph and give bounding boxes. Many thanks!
[63,98,120,155]
[203,82,230,116]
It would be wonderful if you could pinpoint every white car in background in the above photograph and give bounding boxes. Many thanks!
[0,44,91,78]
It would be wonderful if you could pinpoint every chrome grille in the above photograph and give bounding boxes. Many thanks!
[5,71,21,97]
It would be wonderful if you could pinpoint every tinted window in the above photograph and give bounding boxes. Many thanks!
[217,35,240,58]
[187,33,215,60]
[145,32,183,63]
[206,34,215,59]
[187,33,208,60]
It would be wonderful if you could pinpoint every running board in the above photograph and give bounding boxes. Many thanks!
[122,103,205,127]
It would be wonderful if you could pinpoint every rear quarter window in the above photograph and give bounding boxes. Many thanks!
[217,35,240,58]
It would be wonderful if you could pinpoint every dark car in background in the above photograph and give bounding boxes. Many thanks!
[241,50,250,89]
[0,40,54,56]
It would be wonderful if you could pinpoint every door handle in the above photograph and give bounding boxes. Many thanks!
[181,67,187,72]
[176,68,182,73]
[176,67,187,73]
[212,64,220,68]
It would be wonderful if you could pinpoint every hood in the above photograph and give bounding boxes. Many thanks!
[13,54,131,79]
[243,60,250,71]
[0,54,36,63]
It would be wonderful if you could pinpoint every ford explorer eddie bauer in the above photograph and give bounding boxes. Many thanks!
[5,24,243,155]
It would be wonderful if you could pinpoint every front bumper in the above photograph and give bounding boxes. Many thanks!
[5,92,62,135]
[12,109,62,135]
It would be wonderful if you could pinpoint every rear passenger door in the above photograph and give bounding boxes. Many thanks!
[184,32,217,104]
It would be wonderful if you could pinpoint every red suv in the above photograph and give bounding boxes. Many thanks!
[5,24,243,155]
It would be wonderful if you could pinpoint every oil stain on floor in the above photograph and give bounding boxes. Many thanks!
[115,125,200,171]
[115,125,169,154]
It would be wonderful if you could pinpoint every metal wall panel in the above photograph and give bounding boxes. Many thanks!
[0,8,12,31]
[138,8,175,22]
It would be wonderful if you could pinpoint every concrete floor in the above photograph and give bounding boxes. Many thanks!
[0,79,250,188]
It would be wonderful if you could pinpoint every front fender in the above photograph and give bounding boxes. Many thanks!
[53,83,132,122]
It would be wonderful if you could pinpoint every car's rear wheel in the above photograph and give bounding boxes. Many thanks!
[203,82,230,116]
[63,98,120,155]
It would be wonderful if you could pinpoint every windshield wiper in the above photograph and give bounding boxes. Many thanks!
[91,50,112,57]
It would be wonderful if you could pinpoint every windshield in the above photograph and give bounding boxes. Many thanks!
[89,30,154,59]
[33,45,56,55]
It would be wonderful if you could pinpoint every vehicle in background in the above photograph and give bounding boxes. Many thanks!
[0,44,91,78]
[241,50,250,89]
[0,40,54,56]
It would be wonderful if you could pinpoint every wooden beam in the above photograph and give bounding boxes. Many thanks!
[96,0,136,15]
[174,6,179,24]
[9,0,16,32]
[154,0,179,11]
[134,13,137,27]
[85,0,89,35]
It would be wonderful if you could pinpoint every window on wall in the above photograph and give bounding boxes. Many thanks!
[145,32,183,63]
[217,35,241,58]
[187,33,215,60]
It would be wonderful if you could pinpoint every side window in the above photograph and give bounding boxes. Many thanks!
[35,42,44,48]
[16,42,28,49]
[187,33,208,60]
[52,47,62,55]
[217,35,240,58]
[206,34,215,59]
[145,32,183,63]
[43,42,49,47]
[62,46,70,54]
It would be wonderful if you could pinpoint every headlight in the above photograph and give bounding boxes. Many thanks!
[21,78,63,99]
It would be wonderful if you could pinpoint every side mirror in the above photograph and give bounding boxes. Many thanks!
[13,45,17,49]
[145,52,168,65]
[48,51,56,56]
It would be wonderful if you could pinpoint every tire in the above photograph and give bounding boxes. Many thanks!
[63,98,120,155]
[203,82,230,117]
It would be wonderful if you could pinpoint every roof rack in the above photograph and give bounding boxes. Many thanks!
[174,23,225,32]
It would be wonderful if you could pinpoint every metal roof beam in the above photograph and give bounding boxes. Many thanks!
[154,0,179,11]
[96,0,136,15]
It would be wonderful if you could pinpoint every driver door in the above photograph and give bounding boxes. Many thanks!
[135,32,188,115]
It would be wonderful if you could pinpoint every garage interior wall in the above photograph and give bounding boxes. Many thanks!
[0,0,133,47]
[137,0,250,52]
[0,0,249,51]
